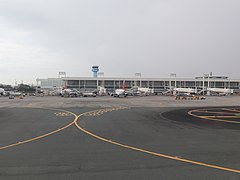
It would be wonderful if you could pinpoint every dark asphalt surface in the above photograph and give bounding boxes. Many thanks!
[0,106,239,180]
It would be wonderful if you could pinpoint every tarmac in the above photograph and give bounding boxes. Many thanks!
[0,95,240,108]
[0,95,239,179]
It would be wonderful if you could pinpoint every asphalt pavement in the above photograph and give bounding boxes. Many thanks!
[0,105,239,180]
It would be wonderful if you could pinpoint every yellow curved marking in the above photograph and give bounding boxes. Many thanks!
[188,110,240,124]
[193,110,237,115]
[0,107,127,151]
[75,114,240,174]
[222,108,240,113]
[0,108,79,151]
[203,116,240,119]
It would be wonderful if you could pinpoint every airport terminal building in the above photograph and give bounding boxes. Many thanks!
[37,75,240,94]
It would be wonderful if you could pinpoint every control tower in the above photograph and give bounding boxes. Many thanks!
[92,66,99,78]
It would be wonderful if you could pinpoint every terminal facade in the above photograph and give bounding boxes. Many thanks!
[37,75,240,93]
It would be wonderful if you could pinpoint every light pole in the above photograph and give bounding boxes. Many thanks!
[58,72,66,79]
[203,74,209,95]
[203,75,204,95]
[207,75,210,89]
[135,73,141,87]
[98,72,105,89]
[170,73,177,89]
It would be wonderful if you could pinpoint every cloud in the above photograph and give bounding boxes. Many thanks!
[0,0,240,84]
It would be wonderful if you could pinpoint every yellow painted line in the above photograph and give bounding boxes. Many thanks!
[75,116,240,174]
[192,110,236,115]
[54,112,72,117]
[199,116,240,124]
[203,116,240,119]
[188,110,240,124]
[222,108,240,113]
[0,108,79,151]
[83,107,129,117]
[0,107,127,151]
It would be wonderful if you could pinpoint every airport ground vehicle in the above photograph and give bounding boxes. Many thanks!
[175,93,206,100]
[9,95,14,99]
[82,92,97,97]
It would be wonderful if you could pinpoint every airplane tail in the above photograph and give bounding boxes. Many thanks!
[122,81,126,91]
[64,81,67,89]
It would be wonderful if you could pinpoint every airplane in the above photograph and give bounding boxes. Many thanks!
[207,88,233,96]
[113,81,127,97]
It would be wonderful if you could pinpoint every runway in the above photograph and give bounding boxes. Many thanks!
[0,106,239,180]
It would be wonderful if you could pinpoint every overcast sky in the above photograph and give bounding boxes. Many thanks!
[0,0,240,85]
